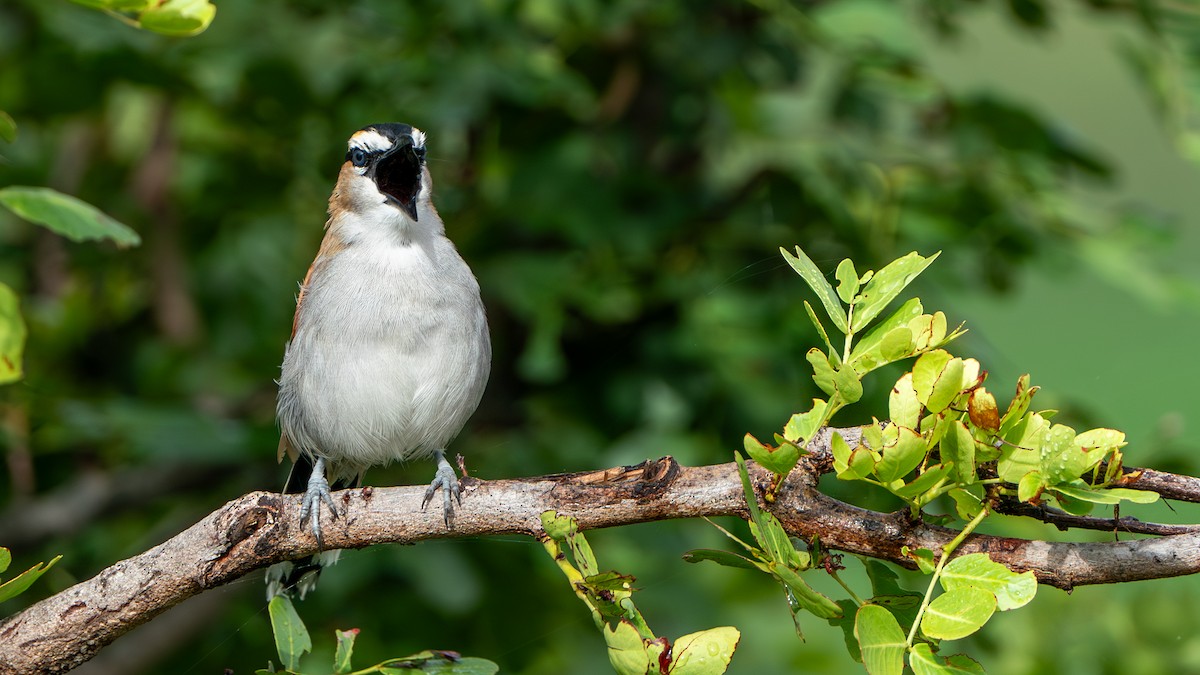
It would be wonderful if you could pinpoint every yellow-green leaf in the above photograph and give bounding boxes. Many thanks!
[0,186,140,246]
[921,587,996,640]
[854,604,905,675]
[669,626,740,674]
[267,595,311,671]
[605,620,651,675]
[0,284,25,385]
[940,553,1037,611]
[138,0,217,36]
[781,246,848,334]
[0,111,15,143]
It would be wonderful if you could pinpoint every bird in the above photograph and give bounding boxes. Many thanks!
[266,123,491,598]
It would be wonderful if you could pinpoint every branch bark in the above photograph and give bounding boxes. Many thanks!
[2,429,1199,673]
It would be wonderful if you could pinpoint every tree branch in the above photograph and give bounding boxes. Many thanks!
[3,431,1199,673]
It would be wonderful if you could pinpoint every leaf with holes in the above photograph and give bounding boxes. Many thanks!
[851,251,939,332]
[781,246,847,334]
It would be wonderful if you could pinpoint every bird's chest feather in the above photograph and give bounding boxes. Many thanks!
[278,235,485,462]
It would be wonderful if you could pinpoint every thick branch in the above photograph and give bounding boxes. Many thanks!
[2,449,1199,673]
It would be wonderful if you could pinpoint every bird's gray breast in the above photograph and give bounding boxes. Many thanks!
[277,237,489,469]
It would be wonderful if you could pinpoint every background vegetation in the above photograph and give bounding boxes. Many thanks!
[2,1,1199,673]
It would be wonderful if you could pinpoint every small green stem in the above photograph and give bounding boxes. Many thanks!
[541,536,605,632]
[842,307,855,364]
[923,477,1003,504]
[830,570,864,607]
[904,506,989,648]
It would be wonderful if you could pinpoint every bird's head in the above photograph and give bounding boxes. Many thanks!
[335,123,429,222]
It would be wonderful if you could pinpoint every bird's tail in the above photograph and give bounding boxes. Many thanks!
[265,453,358,600]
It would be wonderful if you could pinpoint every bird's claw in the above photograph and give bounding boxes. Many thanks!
[422,452,461,528]
[300,460,338,547]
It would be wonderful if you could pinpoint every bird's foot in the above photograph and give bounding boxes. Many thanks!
[300,456,338,547]
[421,451,462,528]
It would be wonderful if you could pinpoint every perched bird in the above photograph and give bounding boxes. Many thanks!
[267,123,491,597]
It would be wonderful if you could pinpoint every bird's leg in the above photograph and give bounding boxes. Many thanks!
[421,449,462,527]
[300,456,339,547]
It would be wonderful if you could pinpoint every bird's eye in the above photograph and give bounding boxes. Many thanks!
[348,148,368,167]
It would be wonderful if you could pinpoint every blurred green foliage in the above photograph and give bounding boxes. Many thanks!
[1,1,1199,673]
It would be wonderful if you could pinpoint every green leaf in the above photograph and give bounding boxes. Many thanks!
[268,595,311,671]
[0,186,141,247]
[948,488,983,521]
[851,251,939,332]
[382,653,499,675]
[912,350,951,409]
[0,111,15,143]
[834,362,864,403]
[734,452,768,552]
[772,564,842,619]
[669,626,740,674]
[784,399,828,444]
[1075,428,1126,452]
[806,348,837,396]
[605,620,650,675]
[910,311,955,351]
[0,555,61,604]
[0,284,25,385]
[854,604,906,675]
[940,553,1037,611]
[890,464,951,499]
[743,433,800,477]
[751,509,798,568]
[417,657,500,675]
[876,425,926,483]
[540,510,575,541]
[1039,423,1086,484]
[682,549,763,572]
[871,594,923,636]
[921,587,996,640]
[940,421,976,485]
[998,375,1038,436]
[835,258,860,304]
[902,546,937,574]
[927,358,965,415]
[840,446,877,481]
[804,301,837,355]
[334,628,358,674]
[0,547,10,574]
[863,560,912,597]
[852,298,923,367]
[889,373,921,429]
[138,0,217,36]
[831,431,853,474]
[1017,472,1044,503]
[997,412,1050,482]
[828,599,863,663]
[1051,483,1160,505]
[909,643,986,675]
[781,246,848,334]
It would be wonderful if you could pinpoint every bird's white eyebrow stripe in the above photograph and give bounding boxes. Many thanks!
[348,127,427,154]
[348,129,393,153]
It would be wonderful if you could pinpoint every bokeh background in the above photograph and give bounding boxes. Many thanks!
[2,1,1200,673]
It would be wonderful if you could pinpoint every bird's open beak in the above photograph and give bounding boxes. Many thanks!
[372,135,423,221]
